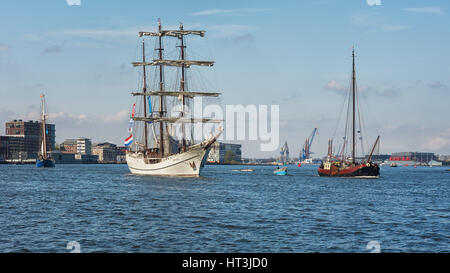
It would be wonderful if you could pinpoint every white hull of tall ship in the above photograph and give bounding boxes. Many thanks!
[126,131,221,177]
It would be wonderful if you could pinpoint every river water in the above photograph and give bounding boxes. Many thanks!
[0,164,448,252]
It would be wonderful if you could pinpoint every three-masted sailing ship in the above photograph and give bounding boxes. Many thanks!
[318,49,380,177]
[36,94,55,168]
[125,20,222,176]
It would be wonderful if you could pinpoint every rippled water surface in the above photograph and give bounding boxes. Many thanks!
[0,164,448,252]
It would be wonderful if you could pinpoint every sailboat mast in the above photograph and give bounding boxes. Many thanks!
[40,94,47,158]
[179,23,187,152]
[352,48,356,164]
[142,40,148,150]
[158,20,165,157]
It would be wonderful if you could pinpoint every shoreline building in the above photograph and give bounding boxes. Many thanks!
[74,138,97,163]
[207,142,242,164]
[389,152,436,165]
[92,142,117,163]
[60,139,78,154]
[0,120,55,160]
[60,137,98,163]
[76,137,92,155]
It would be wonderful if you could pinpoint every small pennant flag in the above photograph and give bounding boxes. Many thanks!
[128,118,134,133]
[147,97,152,116]
[124,134,133,147]
[131,103,136,118]
[147,97,153,124]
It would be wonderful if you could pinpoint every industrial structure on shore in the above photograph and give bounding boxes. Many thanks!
[0,120,126,164]
[0,119,243,165]
[0,119,449,166]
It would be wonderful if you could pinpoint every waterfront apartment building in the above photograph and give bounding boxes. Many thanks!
[207,142,242,163]
[116,146,127,163]
[0,136,8,160]
[76,137,92,155]
[1,120,55,160]
[60,139,78,154]
[92,142,117,163]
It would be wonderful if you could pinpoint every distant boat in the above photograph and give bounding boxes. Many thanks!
[274,142,288,175]
[318,49,380,178]
[232,169,254,172]
[36,94,55,168]
[274,166,288,175]
[390,163,398,167]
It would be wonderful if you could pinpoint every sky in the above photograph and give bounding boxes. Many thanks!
[0,0,449,158]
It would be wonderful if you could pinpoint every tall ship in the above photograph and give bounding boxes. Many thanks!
[36,94,55,168]
[318,49,380,177]
[125,20,222,176]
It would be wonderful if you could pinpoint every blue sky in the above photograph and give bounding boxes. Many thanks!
[0,0,449,158]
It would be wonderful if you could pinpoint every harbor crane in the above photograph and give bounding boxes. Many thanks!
[300,128,318,162]
[280,141,289,164]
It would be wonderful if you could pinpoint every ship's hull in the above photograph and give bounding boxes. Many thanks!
[318,163,379,178]
[126,141,215,177]
[36,159,55,168]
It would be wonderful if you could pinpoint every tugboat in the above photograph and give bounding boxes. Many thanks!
[318,49,379,178]
[36,94,55,168]
[125,20,222,176]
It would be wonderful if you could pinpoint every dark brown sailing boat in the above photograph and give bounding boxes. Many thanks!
[318,49,380,177]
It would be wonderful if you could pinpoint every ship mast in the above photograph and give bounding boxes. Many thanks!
[157,20,165,157]
[179,23,187,152]
[133,21,221,156]
[142,40,149,150]
[40,94,47,158]
[352,48,356,164]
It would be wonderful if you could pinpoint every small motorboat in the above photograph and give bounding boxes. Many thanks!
[274,166,288,175]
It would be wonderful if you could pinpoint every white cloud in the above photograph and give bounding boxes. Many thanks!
[423,128,450,151]
[350,13,409,32]
[98,109,129,123]
[404,7,445,15]
[366,0,381,6]
[429,81,449,91]
[46,28,138,39]
[192,9,236,16]
[0,107,129,142]
[66,0,81,6]
[0,43,9,51]
[192,8,271,16]
[324,80,347,92]
[207,24,256,37]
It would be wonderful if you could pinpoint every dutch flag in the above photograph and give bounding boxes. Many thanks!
[124,134,133,147]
